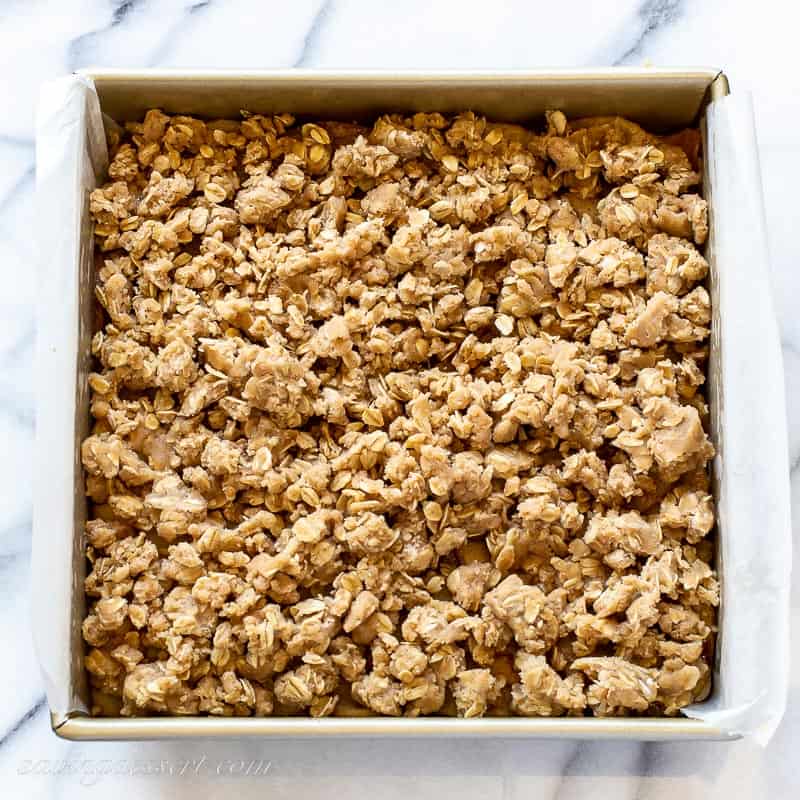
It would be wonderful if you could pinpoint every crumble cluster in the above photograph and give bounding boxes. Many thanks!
[82,107,717,719]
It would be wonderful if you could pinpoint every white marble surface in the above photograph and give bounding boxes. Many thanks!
[1,0,797,797]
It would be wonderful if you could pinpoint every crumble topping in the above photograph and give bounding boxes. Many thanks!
[82,108,716,719]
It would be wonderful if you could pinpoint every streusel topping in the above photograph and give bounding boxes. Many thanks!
[82,108,716,718]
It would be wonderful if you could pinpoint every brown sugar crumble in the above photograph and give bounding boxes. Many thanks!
[82,108,717,719]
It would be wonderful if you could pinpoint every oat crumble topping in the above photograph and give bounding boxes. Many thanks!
[82,108,717,718]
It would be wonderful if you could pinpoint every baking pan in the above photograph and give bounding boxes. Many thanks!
[33,69,791,741]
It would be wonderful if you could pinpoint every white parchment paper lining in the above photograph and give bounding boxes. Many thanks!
[680,91,792,745]
[32,75,792,742]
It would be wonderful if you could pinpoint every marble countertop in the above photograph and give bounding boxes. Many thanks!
[1,0,797,797]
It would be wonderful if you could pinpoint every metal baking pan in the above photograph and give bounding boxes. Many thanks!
[33,68,790,742]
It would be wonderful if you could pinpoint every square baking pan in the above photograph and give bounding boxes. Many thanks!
[33,68,792,741]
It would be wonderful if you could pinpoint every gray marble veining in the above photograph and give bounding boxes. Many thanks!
[0,0,796,797]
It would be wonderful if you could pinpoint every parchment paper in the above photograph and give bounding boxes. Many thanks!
[681,92,792,744]
[33,75,107,721]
